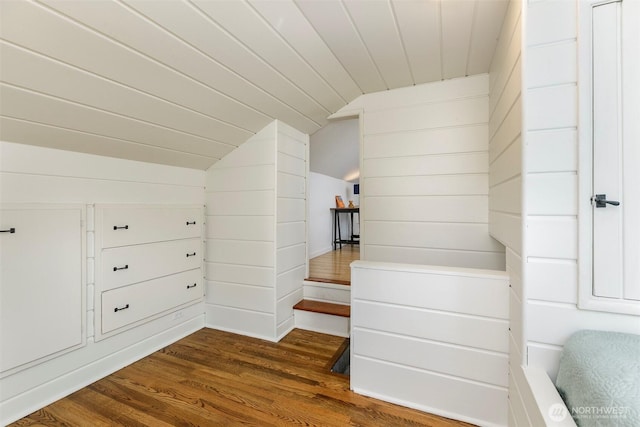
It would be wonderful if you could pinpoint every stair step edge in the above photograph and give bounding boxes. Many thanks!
[293,299,350,318]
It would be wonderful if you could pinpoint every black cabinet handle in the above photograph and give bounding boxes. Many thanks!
[114,304,130,312]
[186,252,197,257]
[113,225,129,230]
[187,283,197,289]
[0,228,15,233]
[592,194,620,208]
[186,221,196,225]
[113,265,129,272]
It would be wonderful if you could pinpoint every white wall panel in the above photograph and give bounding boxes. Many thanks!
[205,305,274,341]
[275,121,308,334]
[364,196,488,223]
[276,198,305,223]
[205,123,277,339]
[527,41,577,88]
[364,152,488,178]
[205,263,273,288]
[332,75,502,270]
[528,217,577,260]
[207,216,274,242]
[347,74,489,112]
[366,245,506,271]
[277,152,306,177]
[352,301,508,353]
[526,0,577,47]
[276,222,305,249]
[526,85,577,131]
[527,129,577,173]
[277,173,305,198]
[276,244,305,274]
[277,266,306,300]
[352,265,508,319]
[365,222,503,253]
[489,59,521,138]
[206,282,274,314]
[487,5,526,422]
[366,174,488,197]
[527,302,640,348]
[354,329,508,387]
[489,138,521,186]
[527,173,577,216]
[364,125,487,159]
[351,261,509,426]
[489,98,521,163]
[364,97,488,135]
[205,191,274,217]
[527,259,577,304]
[206,165,275,192]
[489,211,521,252]
[352,357,507,427]
[207,240,274,268]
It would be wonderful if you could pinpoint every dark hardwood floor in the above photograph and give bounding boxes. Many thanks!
[11,328,472,426]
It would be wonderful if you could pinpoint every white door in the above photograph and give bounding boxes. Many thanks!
[0,205,84,373]
[591,0,640,300]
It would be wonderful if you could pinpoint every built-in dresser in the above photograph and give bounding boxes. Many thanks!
[94,204,204,340]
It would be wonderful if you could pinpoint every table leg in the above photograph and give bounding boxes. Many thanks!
[337,211,342,249]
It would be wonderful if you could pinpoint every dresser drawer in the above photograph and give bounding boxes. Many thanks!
[100,238,201,291]
[98,205,201,248]
[101,269,203,334]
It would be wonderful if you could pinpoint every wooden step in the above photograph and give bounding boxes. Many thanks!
[293,299,350,318]
[306,277,351,286]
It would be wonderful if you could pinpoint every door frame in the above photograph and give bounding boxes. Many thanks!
[577,0,640,315]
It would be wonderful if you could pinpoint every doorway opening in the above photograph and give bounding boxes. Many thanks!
[307,117,360,285]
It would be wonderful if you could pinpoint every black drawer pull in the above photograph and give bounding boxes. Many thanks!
[114,304,130,312]
[0,228,16,233]
[186,221,196,225]
[113,264,129,272]
[113,225,129,230]
[186,252,197,258]
[187,283,197,289]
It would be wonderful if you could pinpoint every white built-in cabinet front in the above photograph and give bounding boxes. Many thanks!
[0,204,86,375]
[94,205,204,340]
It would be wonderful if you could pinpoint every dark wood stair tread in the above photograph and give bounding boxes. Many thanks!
[293,299,350,318]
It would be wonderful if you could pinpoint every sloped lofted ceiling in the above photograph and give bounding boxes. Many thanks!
[0,0,508,170]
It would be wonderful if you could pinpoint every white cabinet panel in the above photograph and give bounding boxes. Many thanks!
[102,269,202,334]
[0,205,84,373]
[98,205,201,248]
[100,238,201,291]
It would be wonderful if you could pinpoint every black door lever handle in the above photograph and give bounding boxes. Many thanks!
[592,194,620,208]
[0,228,15,233]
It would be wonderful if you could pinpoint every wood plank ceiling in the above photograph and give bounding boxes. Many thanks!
[0,0,508,170]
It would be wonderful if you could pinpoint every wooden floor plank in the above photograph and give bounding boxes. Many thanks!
[11,328,472,427]
[308,245,359,284]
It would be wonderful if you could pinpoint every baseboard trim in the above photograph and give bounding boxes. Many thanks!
[351,386,505,427]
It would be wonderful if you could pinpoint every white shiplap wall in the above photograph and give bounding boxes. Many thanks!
[333,74,505,271]
[205,120,307,341]
[524,0,640,383]
[0,141,205,424]
[351,261,509,427]
[205,122,278,340]
[275,122,308,339]
[486,0,528,425]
